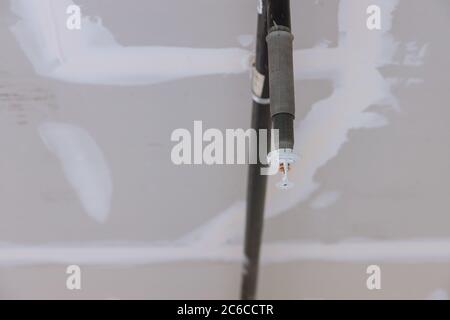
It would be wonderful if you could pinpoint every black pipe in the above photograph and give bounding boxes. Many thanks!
[241,0,295,300]
[240,0,271,300]
[268,0,291,29]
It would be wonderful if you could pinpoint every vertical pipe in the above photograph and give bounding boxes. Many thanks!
[267,0,291,29]
[240,0,271,300]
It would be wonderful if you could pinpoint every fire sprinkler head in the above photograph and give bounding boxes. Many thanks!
[268,148,298,190]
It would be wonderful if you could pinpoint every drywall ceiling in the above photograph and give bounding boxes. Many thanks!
[0,0,449,299]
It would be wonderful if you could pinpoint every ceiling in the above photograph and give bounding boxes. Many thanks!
[0,0,449,299]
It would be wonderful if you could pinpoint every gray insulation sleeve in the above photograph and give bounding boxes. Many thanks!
[266,28,296,118]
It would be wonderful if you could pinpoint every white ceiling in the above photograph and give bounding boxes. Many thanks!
[0,0,449,299]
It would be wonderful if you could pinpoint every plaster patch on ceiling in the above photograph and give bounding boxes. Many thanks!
[9,0,251,86]
[180,201,246,246]
[2,238,450,266]
[310,191,340,210]
[39,122,113,223]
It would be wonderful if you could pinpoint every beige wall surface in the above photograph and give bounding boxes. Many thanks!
[0,0,449,299]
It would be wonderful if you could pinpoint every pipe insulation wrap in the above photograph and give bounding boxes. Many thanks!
[266,27,296,118]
